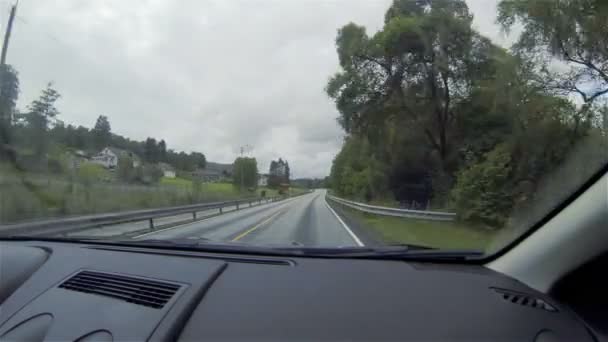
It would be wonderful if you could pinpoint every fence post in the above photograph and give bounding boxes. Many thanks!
[149,218,154,230]
[236,202,239,210]
[193,211,197,220]
[249,201,252,207]
[219,207,223,214]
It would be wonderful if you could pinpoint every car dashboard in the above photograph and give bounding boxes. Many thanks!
[0,241,595,341]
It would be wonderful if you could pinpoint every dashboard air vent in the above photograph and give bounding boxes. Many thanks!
[492,288,557,312]
[59,270,180,309]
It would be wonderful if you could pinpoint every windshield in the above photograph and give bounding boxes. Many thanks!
[1,0,607,257]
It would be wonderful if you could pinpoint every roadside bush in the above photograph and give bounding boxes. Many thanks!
[135,164,163,185]
[77,162,106,185]
[451,143,514,228]
[117,156,135,182]
[47,158,64,174]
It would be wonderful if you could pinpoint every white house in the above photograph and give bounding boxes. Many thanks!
[91,147,141,170]
[91,148,118,169]
[258,174,269,187]
[159,163,176,178]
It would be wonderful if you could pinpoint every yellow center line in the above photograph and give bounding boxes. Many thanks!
[231,209,286,242]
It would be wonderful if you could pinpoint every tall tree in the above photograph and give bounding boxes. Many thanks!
[268,158,289,187]
[190,151,206,169]
[92,115,111,149]
[268,160,279,187]
[144,137,158,163]
[327,0,595,222]
[498,0,608,105]
[233,157,258,190]
[0,64,19,161]
[326,0,500,200]
[23,83,61,157]
[158,139,167,162]
[284,161,290,184]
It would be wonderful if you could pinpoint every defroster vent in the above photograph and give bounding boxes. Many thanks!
[59,270,180,309]
[492,288,557,312]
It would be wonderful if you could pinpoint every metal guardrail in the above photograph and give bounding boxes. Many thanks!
[326,195,456,221]
[0,196,286,237]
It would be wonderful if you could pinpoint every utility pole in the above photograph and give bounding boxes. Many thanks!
[1,1,18,66]
[240,146,244,191]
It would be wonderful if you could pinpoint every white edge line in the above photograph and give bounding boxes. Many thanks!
[324,197,364,247]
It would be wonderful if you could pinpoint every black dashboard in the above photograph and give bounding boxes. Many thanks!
[0,241,595,341]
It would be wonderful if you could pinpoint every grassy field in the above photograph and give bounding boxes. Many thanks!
[159,177,193,188]
[160,177,305,198]
[0,165,309,223]
[2,174,269,223]
[341,206,497,250]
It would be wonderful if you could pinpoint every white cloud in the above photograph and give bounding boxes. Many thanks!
[9,0,509,178]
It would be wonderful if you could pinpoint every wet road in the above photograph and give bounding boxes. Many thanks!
[136,189,362,247]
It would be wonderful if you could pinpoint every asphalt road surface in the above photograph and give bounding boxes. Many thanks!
[135,189,363,247]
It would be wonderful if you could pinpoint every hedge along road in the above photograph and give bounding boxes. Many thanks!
[132,189,364,247]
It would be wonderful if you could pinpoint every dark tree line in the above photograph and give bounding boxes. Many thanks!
[47,120,206,171]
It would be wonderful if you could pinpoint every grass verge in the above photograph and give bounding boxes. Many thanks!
[161,177,295,198]
[338,205,497,251]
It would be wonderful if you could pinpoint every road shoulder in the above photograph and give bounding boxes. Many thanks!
[325,198,385,247]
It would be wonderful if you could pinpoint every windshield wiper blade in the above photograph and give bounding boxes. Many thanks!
[356,248,485,261]
[0,236,484,260]
[270,245,483,260]
[120,237,213,246]
[269,246,379,255]
[0,235,112,244]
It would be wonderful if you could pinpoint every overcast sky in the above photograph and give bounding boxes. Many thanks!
[5,0,512,178]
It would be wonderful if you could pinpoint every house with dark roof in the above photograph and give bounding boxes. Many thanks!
[191,162,233,183]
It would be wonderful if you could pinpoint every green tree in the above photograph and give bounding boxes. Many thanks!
[23,83,61,157]
[284,161,290,184]
[135,163,163,185]
[326,0,506,205]
[233,157,258,190]
[92,115,111,149]
[77,162,106,185]
[327,0,593,221]
[117,156,135,182]
[268,160,279,187]
[72,125,91,150]
[451,143,514,227]
[158,139,167,162]
[190,151,206,169]
[144,137,158,163]
[268,158,290,187]
[0,65,19,161]
[498,0,608,105]
[327,0,484,166]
